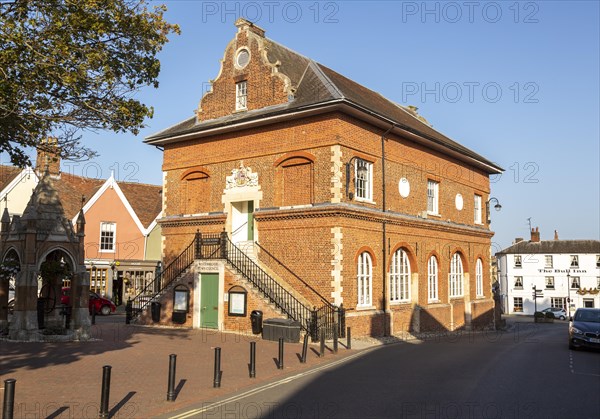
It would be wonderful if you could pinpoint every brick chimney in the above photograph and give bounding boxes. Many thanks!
[235,17,265,37]
[554,230,559,240]
[35,137,61,177]
[530,227,540,242]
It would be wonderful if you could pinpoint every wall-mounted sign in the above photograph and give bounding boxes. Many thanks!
[228,286,247,317]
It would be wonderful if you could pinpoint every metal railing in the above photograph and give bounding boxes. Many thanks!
[128,231,344,340]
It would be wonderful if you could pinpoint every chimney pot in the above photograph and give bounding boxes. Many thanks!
[554,230,559,240]
[530,227,541,242]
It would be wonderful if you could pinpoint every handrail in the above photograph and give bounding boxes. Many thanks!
[255,241,332,307]
[231,221,248,237]
[224,236,313,332]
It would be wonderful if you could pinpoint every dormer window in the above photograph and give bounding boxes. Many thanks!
[236,81,247,111]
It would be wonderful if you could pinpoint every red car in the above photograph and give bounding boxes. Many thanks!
[61,287,116,315]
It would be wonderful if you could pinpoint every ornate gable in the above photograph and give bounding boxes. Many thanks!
[197,18,293,122]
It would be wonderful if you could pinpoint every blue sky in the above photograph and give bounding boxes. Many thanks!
[5,1,599,249]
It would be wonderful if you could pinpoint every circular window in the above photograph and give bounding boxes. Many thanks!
[236,49,250,68]
[399,178,410,198]
[455,194,464,211]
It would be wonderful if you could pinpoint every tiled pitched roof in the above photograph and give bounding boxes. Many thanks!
[146,36,502,174]
[56,172,105,220]
[0,165,161,230]
[118,182,162,229]
[496,240,600,255]
[0,165,24,192]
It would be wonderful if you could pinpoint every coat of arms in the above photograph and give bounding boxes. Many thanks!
[226,162,258,189]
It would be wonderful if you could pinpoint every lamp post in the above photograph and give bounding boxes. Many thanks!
[345,157,368,200]
[566,271,571,318]
[486,197,502,224]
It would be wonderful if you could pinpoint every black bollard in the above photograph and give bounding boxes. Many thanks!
[99,365,112,419]
[2,378,16,419]
[278,337,284,370]
[167,354,177,401]
[125,299,132,325]
[92,304,96,325]
[213,347,221,388]
[319,329,325,357]
[333,325,338,354]
[347,327,352,350]
[249,342,256,378]
[65,306,71,330]
[300,333,309,363]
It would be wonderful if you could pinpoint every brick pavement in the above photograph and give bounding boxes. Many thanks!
[0,313,362,419]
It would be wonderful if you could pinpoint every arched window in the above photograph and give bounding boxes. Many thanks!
[357,252,372,307]
[390,249,410,302]
[476,258,484,297]
[449,253,464,297]
[428,256,439,302]
[181,171,211,214]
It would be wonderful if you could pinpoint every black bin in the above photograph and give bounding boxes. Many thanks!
[150,301,161,323]
[251,310,263,334]
[262,318,301,343]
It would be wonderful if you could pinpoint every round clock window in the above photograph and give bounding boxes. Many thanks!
[399,178,410,198]
[236,49,250,68]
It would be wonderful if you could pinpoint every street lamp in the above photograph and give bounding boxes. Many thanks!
[566,271,571,318]
[345,156,368,200]
[486,197,502,224]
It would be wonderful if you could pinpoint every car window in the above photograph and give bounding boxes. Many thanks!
[575,310,600,323]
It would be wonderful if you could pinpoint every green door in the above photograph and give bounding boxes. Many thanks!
[247,201,254,241]
[200,273,219,329]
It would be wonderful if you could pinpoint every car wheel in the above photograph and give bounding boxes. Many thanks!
[100,305,111,316]
[559,315,566,320]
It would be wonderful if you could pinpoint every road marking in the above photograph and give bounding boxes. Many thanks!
[169,349,372,419]
[569,351,600,377]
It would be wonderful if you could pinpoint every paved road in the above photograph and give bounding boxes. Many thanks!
[171,322,600,419]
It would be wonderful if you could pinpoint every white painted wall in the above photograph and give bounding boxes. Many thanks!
[498,251,600,315]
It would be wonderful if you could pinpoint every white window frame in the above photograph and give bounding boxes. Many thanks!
[476,258,484,297]
[235,81,247,111]
[551,297,566,310]
[513,297,523,312]
[474,194,482,224]
[428,256,439,302]
[427,180,439,215]
[99,222,116,252]
[514,255,522,268]
[449,253,464,298]
[357,252,372,307]
[596,255,600,268]
[514,276,523,288]
[570,276,580,289]
[545,276,554,289]
[390,249,411,303]
[544,255,553,268]
[354,159,373,202]
[570,255,579,268]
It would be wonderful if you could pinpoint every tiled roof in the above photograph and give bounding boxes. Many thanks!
[118,182,162,229]
[496,240,600,255]
[56,172,105,220]
[0,165,24,192]
[1,165,161,230]
[146,36,502,174]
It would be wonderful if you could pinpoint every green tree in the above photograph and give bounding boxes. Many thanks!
[0,0,179,166]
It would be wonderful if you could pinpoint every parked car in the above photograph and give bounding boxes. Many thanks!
[569,308,600,350]
[61,287,116,316]
[541,307,567,320]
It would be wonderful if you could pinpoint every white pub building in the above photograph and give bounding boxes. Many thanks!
[496,228,600,316]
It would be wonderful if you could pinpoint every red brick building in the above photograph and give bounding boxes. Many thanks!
[144,19,503,337]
